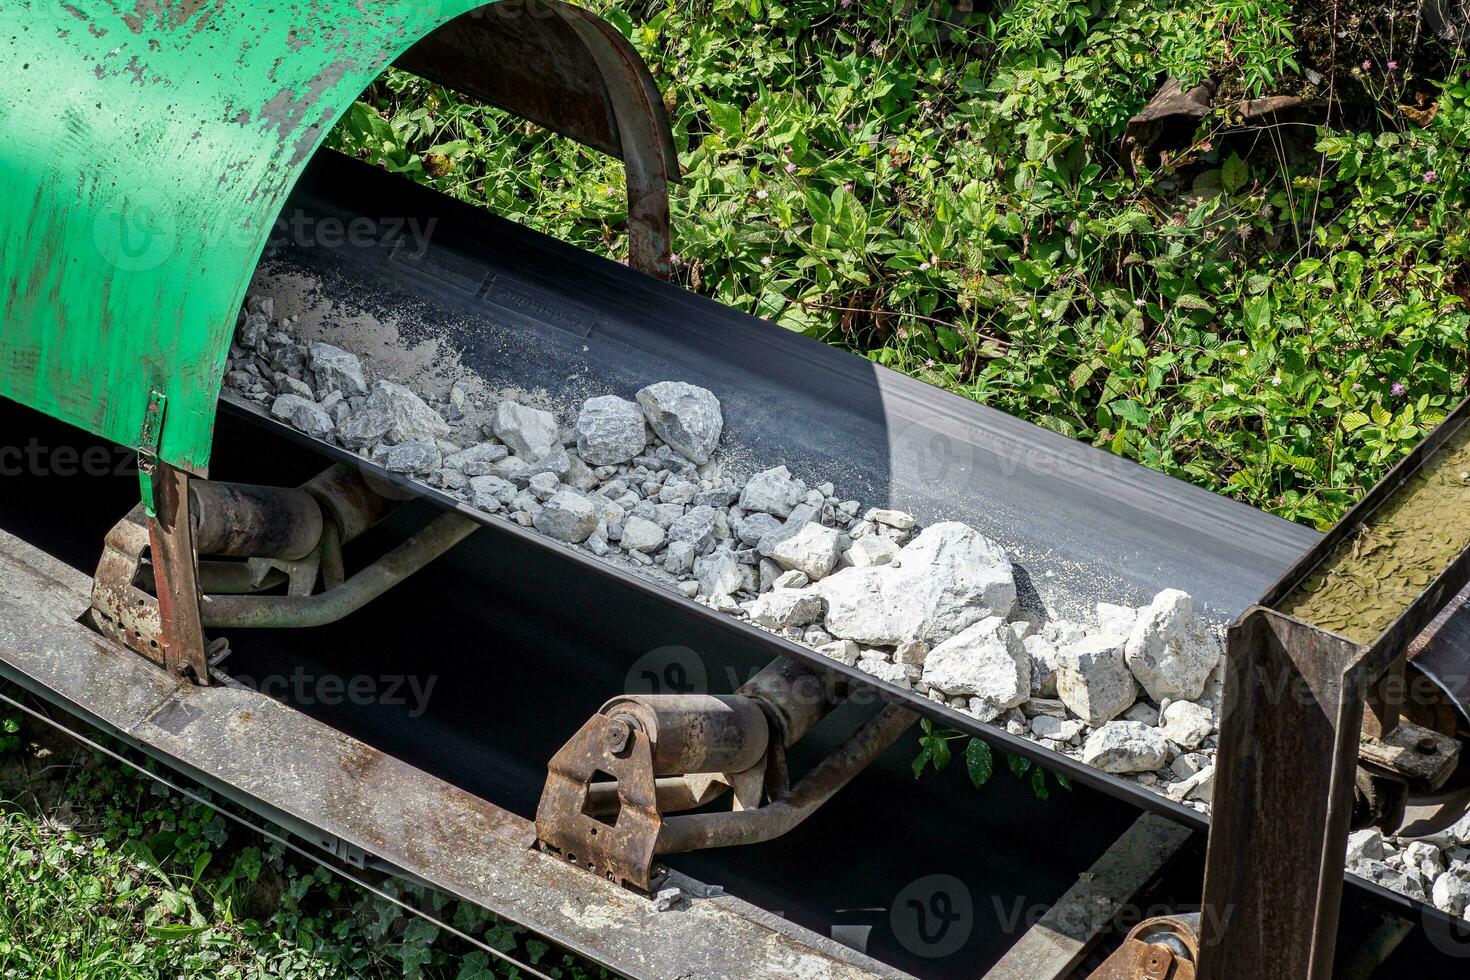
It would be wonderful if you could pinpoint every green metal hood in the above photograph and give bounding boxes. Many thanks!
[0,0,490,473]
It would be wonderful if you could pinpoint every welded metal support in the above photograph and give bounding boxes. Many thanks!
[1195,607,1368,980]
[146,459,210,682]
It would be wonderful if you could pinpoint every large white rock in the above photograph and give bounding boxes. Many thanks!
[920,617,1030,723]
[575,395,648,465]
[270,394,334,440]
[307,342,368,397]
[1159,700,1214,750]
[373,380,451,445]
[1080,721,1169,773]
[532,490,598,543]
[739,466,806,518]
[667,505,720,555]
[1095,601,1140,638]
[1345,828,1385,866]
[814,523,1016,646]
[695,550,745,598]
[743,590,826,628]
[1056,633,1138,726]
[768,522,843,581]
[1125,589,1221,702]
[1432,868,1470,916]
[493,401,560,460]
[846,535,899,567]
[620,515,667,553]
[636,382,723,464]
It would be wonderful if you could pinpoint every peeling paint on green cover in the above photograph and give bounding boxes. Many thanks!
[0,0,488,472]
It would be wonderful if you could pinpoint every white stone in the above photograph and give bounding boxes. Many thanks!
[772,569,810,590]
[920,617,1030,718]
[863,508,915,530]
[846,535,899,567]
[739,466,806,518]
[308,342,367,397]
[769,522,842,581]
[816,639,860,666]
[744,590,826,628]
[532,490,598,543]
[636,382,723,464]
[1346,828,1386,866]
[270,394,334,439]
[1433,868,1470,916]
[1023,634,1060,697]
[1404,841,1446,883]
[620,516,667,553]
[1096,601,1140,638]
[695,550,745,598]
[493,401,560,460]
[858,659,912,688]
[1030,715,1084,742]
[1057,633,1138,726]
[1080,721,1170,773]
[1125,589,1221,702]
[371,381,451,445]
[575,395,648,465]
[1160,700,1213,750]
[815,522,1016,646]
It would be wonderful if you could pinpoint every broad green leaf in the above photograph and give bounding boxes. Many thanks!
[965,738,993,788]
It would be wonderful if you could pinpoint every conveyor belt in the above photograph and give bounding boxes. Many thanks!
[0,396,1462,976]
[233,150,1327,830]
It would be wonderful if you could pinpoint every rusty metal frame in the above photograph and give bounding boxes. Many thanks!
[536,657,917,892]
[1183,395,1470,980]
[398,0,680,278]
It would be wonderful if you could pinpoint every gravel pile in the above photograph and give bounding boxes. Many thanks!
[224,294,1222,809]
[1346,822,1470,922]
[224,295,1468,911]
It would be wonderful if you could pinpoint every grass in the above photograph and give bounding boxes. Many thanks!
[5,0,1470,975]
[0,692,609,979]
[332,0,1469,530]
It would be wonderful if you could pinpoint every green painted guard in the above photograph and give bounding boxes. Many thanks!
[0,0,493,473]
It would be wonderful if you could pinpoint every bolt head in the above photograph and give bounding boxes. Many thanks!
[605,718,632,753]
